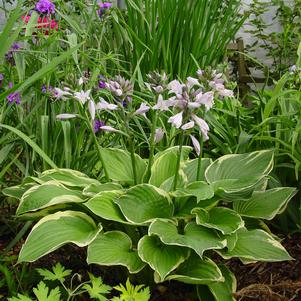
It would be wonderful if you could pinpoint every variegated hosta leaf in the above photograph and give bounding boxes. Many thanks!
[172,181,214,202]
[39,169,99,187]
[17,182,85,215]
[233,187,297,220]
[3,177,43,200]
[87,231,146,274]
[83,183,123,197]
[100,148,147,185]
[217,228,292,262]
[114,184,174,224]
[192,207,244,235]
[183,158,212,182]
[166,255,224,285]
[18,211,101,263]
[198,265,237,301]
[84,191,129,224]
[205,150,274,200]
[149,146,192,188]
[137,235,190,282]
[149,219,226,257]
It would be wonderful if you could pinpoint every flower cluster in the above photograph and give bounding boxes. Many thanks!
[22,15,58,35]
[35,0,55,15]
[145,71,168,94]
[105,75,134,102]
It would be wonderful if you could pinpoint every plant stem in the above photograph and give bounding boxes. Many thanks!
[129,134,138,185]
[173,131,184,191]
[196,136,204,181]
[146,110,158,181]
[84,111,110,181]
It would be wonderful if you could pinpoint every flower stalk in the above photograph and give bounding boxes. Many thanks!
[173,130,184,191]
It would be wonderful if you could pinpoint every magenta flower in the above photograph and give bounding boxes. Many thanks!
[35,0,55,14]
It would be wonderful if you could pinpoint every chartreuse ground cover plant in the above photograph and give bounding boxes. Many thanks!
[8,263,150,301]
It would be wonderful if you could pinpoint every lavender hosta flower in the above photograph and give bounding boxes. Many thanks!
[7,92,21,105]
[153,94,175,111]
[186,77,200,89]
[35,0,55,14]
[56,113,78,120]
[88,100,96,120]
[168,111,183,129]
[181,121,195,130]
[96,98,118,111]
[168,79,185,94]
[145,71,168,94]
[135,103,150,117]
[190,135,201,156]
[191,114,209,141]
[105,76,133,100]
[196,91,214,111]
[54,88,72,100]
[74,90,91,105]
[154,128,164,143]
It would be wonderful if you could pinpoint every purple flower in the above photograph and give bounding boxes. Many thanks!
[35,0,55,14]
[42,84,54,94]
[98,80,106,89]
[41,84,47,93]
[94,119,105,133]
[0,74,4,87]
[7,92,21,105]
[5,43,21,65]
[97,2,112,18]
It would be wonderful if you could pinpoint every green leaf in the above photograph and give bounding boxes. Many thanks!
[8,294,33,301]
[207,265,237,301]
[83,183,123,197]
[171,181,214,202]
[83,273,112,301]
[218,228,293,262]
[114,184,174,224]
[18,211,101,263]
[183,158,212,182]
[113,279,150,301]
[137,235,190,282]
[149,146,192,187]
[36,263,72,282]
[0,124,57,169]
[233,188,297,220]
[87,231,146,274]
[33,282,61,301]
[100,148,146,185]
[39,169,99,188]
[165,255,224,285]
[84,191,129,224]
[17,182,84,215]
[149,219,226,257]
[192,207,244,235]
[205,150,274,199]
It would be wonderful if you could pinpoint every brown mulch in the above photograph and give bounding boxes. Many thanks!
[230,234,301,301]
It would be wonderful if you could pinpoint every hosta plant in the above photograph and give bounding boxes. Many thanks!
[4,148,296,301]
